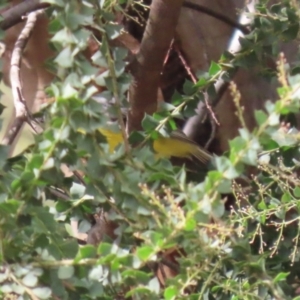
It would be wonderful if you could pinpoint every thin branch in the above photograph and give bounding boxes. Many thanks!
[2,10,44,146]
[183,1,250,35]
[73,170,86,186]
[0,0,248,35]
[47,186,70,201]
[175,44,197,83]
[0,0,49,31]
[127,0,184,132]
[10,272,39,300]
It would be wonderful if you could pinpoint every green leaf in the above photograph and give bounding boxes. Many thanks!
[113,47,128,61]
[75,245,96,263]
[171,90,183,105]
[185,217,196,231]
[59,240,78,258]
[136,246,153,261]
[92,50,108,68]
[89,265,104,280]
[1,284,13,293]
[272,130,298,147]
[0,200,20,214]
[98,242,112,256]
[22,272,38,287]
[95,70,109,87]
[216,179,232,194]
[137,206,151,216]
[56,201,71,212]
[32,287,52,299]
[55,46,73,68]
[183,99,198,118]
[294,187,300,198]
[147,277,160,294]
[164,286,178,300]
[51,28,75,45]
[43,157,55,170]
[258,200,267,210]
[255,110,268,126]
[281,193,291,203]
[212,201,225,218]
[195,76,208,88]
[199,195,212,215]
[105,24,122,39]
[89,282,104,297]
[269,112,280,126]
[183,80,196,95]
[78,219,91,233]
[158,102,176,112]
[58,266,74,279]
[258,154,271,165]
[70,182,86,198]
[122,269,149,283]
[215,157,240,179]
[142,114,159,132]
[209,61,222,76]
[273,272,289,283]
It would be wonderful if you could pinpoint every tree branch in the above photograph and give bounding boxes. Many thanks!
[2,9,44,146]
[0,0,49,31]
[183,1,250,34]
[127,0,184,132]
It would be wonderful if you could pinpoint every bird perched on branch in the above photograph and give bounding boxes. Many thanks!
[98,127,212,165]
[91,95,212,165]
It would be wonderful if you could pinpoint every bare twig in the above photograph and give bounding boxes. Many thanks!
[73,170,86,186]
[2,10,44,146]
[163,39,174,66]
[175,44,197,84]
[47,186,70,201]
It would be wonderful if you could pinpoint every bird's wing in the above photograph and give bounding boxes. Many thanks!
[170,130,212,164]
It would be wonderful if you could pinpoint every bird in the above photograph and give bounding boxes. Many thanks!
[98,127,212,165]
[90,95,212,164]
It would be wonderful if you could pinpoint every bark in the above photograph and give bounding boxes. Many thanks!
[127,0,184,132]
[0,0,49,30]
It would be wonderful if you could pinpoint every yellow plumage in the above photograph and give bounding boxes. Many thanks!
[98,128,212,164]
[98,128,124,153]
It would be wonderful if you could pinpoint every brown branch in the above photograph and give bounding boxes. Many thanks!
[2,10,44,146]
[183,1,250,34]
[0,0,49,31]
[127,0,184,132]
[0,0,248,35]
[47,186,70,201]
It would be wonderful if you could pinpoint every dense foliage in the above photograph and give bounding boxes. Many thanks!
[1,0,300,299]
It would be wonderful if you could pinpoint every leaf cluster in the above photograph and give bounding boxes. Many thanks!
[1,0,300,299]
